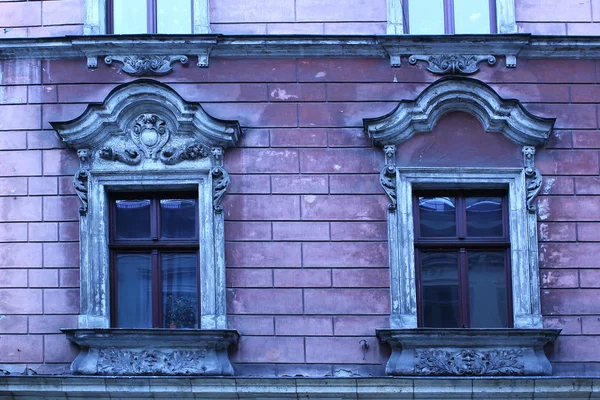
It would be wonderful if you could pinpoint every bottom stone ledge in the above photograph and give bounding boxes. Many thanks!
[377,328,560,376]
[62,328,239,376]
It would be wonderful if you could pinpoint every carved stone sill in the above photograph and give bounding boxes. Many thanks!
[62,328,239,376]
[377,328,560,376]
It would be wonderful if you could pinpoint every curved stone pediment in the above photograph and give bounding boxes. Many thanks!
[51,79,241,169]
[363,76,555,148]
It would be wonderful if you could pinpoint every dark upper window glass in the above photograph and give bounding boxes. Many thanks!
[108,0,193,34]
[404,0,496,34]
[109,192,199,329]
[414,190,511,328]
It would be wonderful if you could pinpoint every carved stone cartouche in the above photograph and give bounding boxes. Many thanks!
[104,55,189,76]
[408,54,497,75]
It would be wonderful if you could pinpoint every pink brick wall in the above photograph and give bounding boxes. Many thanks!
[0,0,84,39]
[517,0,600,35]
[1,56,600,375]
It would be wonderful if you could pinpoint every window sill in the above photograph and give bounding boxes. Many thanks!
[62,328,239,376]
[377,328,560,376]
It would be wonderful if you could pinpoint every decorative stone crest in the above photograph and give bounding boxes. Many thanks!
[408,54,496,75]
[104,55,189,76]
[130,114,169,158]
[380,145,397,211]
[415,349,524,376]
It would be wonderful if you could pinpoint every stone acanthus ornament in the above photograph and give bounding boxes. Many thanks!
[73,169,89,216]
[160,143,209,165]
[130,114,169,159]
[98,146,141,165]
[414,349,524,376]
[104,55,189,76]
[380,145,397,211]
[408,54,497,75]
[97,348,208,376]
[523,146,542,213]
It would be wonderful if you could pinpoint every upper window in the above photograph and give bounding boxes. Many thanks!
[414,191,512,328]
[107,0,193,34]
[404,0,497,34]
[110,193,199,329]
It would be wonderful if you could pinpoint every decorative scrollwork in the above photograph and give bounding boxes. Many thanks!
[73,169,89,216]
[415,349,524,376]
[104,55,188,76]
[211,166,230,214]
[97,348,207,376]
[408,54,496,75]
[98,146,141,166]
[522,146,542,213]
[160,143,209,165]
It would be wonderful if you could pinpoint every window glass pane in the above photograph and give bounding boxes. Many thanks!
[162,253,198,329]
[468,251,508,328]
[115,253,152,328]
[115,199,151,239]
[421,251,460,328]
[157,0,192,34]
[454,0,492,34]
[419,197,456,237]
[408,0,445,34]
[466,196,503,237]
[160,198,196,239]
[112,0,148,34]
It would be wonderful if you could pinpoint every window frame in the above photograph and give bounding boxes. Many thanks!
[412,190,513,328]
[402,0,497,35]
[84,0,210,35]
[109,192,201,329]
[386,0,516,34]
[106,0,194,34]
[389,167,541,329]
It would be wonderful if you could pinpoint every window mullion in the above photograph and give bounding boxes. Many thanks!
[148,0,157,33]
[458,247,469,328]
[445,0,455,34]
[152,249,160,328]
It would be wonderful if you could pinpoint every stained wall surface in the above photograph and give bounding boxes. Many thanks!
[0,56,599,375]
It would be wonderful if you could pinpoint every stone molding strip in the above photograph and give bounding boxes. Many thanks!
[0,376,598,399]
[2,34,600,65]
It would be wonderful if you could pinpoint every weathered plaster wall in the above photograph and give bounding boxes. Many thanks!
[0,57,599,376]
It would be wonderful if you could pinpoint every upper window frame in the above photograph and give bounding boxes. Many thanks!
[84,0,210,35]
[386,0,516,34]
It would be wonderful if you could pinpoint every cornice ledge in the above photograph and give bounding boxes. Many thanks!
[363,76,555,148]
[2,34,600,63]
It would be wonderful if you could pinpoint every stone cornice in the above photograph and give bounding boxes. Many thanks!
[0,376,597,398]
[1,34,600,65]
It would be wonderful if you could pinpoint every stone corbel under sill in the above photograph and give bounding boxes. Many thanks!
[377,328,560,376]
[62,328,239,376]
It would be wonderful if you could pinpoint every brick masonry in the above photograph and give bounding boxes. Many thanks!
[0,55,600,376]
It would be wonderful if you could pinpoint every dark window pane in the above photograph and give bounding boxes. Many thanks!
[160,199,196,239]
[162,253,198,329]
[468,251,508,328]
[115,253,152,328]
[421,251,460,328]
[466,197,503,237]
[454,0,492,34]
[115,199,151,239]
[419,197,456,237]
[113,0,147,34]
[157,0,192,34]
[408,0,445,34]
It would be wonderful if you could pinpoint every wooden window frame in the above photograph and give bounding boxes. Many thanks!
[109,192,200,328]
[413,190,513,328]
[106,0,194,34]
[402,0,497,34]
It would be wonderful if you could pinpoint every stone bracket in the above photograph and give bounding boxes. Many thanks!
[62,328,239,376]
[407,54,497,75]
[380,145,397,212]
[377,328,560,376]
[104,55,189,76]
[523,146,542,213]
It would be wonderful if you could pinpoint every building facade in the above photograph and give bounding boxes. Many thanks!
[0,0,600,398]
